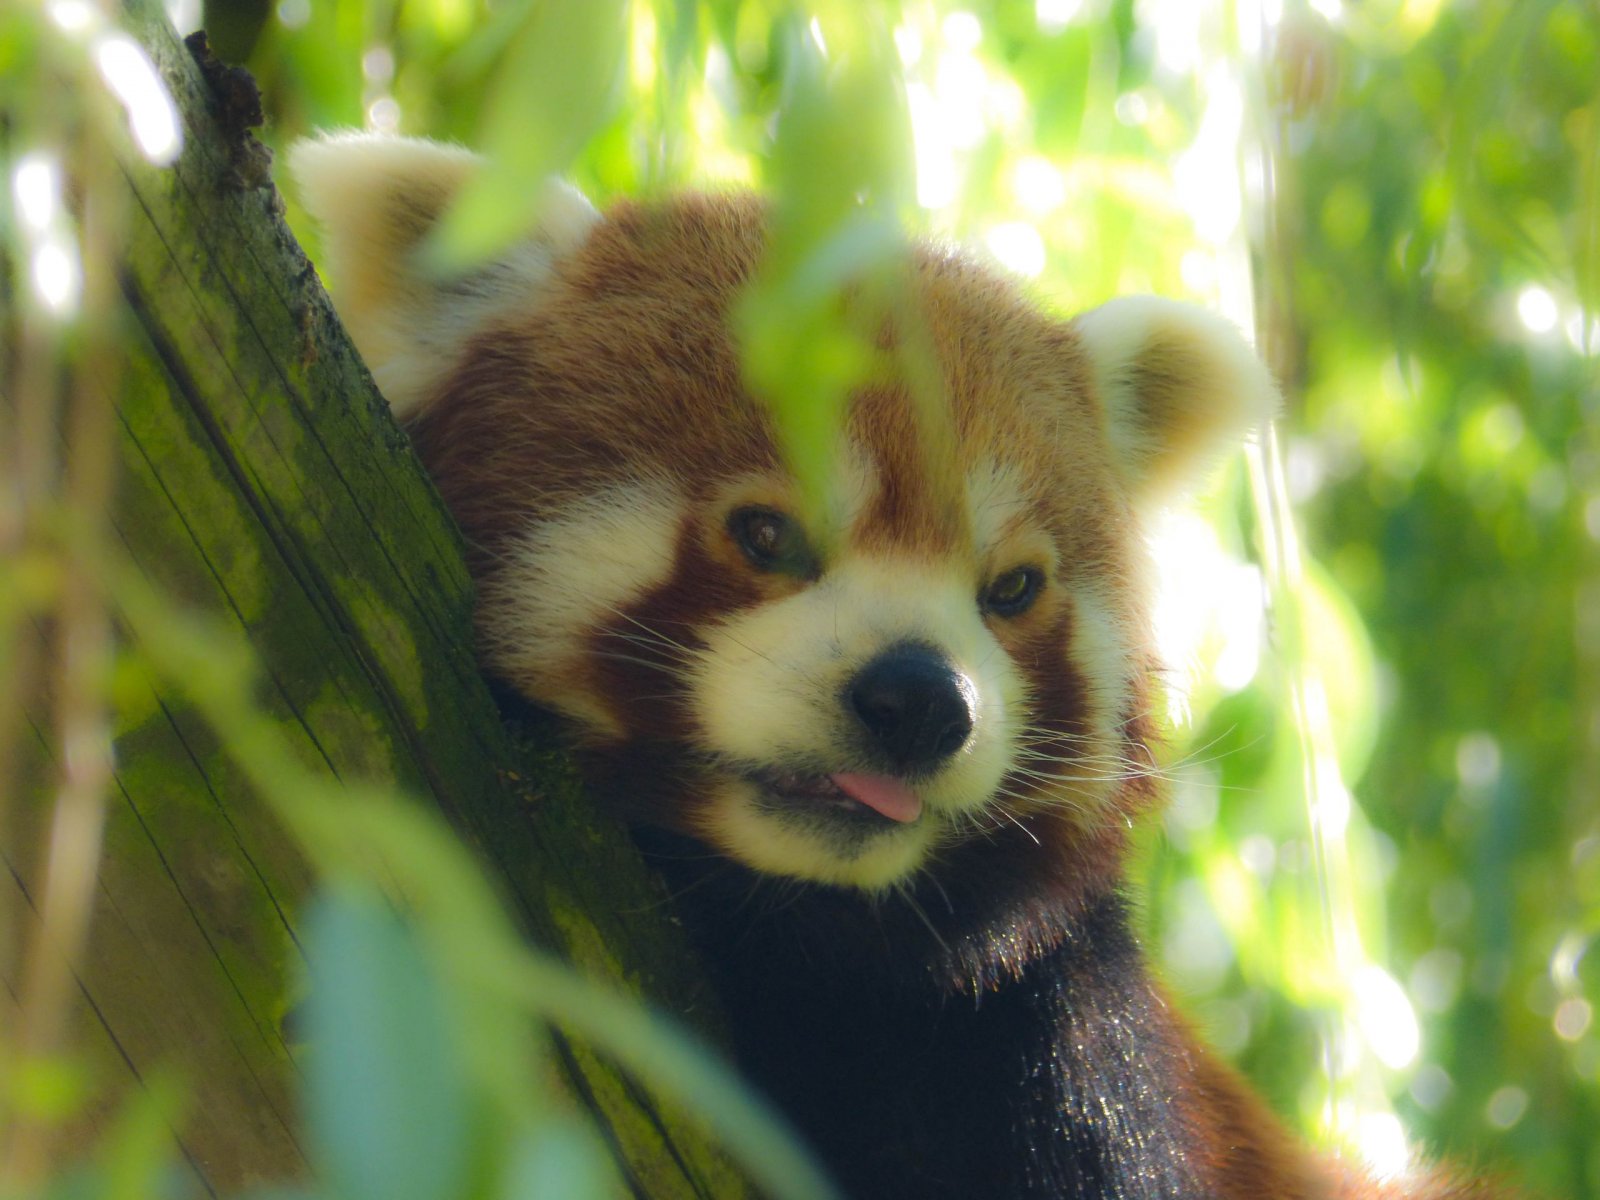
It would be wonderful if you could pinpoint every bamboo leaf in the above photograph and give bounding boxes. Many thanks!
[302,886,471,1200]
[429,0,628,267]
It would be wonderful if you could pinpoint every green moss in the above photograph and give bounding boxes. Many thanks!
[336,584,429,723]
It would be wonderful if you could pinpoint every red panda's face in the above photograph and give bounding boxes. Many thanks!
[462,440,1128,890]
[291,134,1277,892]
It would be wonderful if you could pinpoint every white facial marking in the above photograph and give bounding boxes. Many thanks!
[835,440,880,532]
[1067,581,1133,763]
[479,481,682,733]
[966,458,1032,555]
[689,555,1019,820]
[702,779,937,891]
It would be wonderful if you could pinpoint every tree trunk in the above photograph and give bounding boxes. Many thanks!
[3,4,746,1196]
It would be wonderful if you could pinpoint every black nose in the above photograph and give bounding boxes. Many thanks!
[848,643,975,772]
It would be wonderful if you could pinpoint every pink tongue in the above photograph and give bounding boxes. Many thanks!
[830,773,923,824]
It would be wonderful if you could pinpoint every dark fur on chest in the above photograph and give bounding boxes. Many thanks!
[640,826,1215,1200]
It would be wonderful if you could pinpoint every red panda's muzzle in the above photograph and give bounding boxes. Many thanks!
[747,771,924,828]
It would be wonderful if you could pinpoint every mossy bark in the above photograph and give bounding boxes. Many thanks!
[3,4,746,1196]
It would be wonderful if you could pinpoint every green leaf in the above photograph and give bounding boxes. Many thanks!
[100,1075,185,1200]
[7,1054,92,1123]
[302,885,470,1200]
[499,1121,616,1200]
[1573,103,1600,349]
[735,9,916,540]
[429,0,628,267]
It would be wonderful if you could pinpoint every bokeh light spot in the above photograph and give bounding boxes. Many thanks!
[1353,964,1420,1070]
[1516,285,1558,333]
[1486,1086,1528,1130]
[1554,998,1592,1042]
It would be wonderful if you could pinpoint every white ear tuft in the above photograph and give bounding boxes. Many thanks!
[288,132,599,418]
[1072,296,1279,500]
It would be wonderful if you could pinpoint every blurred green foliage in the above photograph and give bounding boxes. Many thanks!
[1271,3,1600,1191]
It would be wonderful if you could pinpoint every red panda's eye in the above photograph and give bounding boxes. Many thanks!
[982,566,1043,617]
[727,507,814,576]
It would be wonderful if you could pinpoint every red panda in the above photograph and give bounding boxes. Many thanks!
[290,133,1512,1200]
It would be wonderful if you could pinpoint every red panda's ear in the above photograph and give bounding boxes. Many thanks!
[288,132,597,418]
[1072,296,1279,501]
